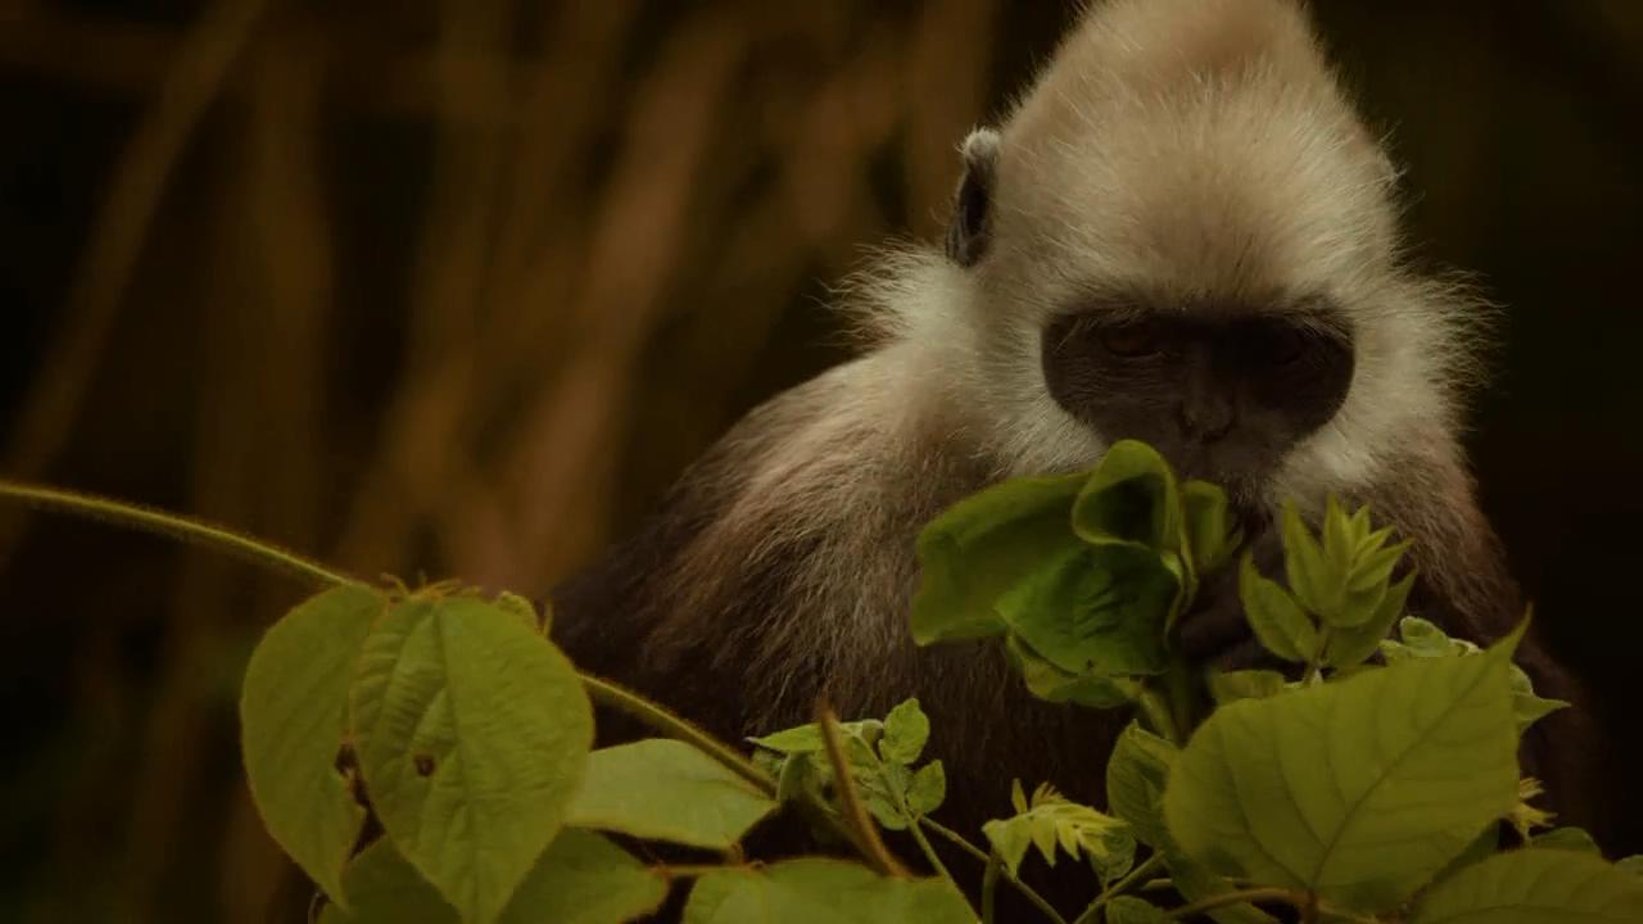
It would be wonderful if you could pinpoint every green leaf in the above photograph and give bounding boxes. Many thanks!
[1346,540,1409,596]
[982,782,1133,879]
[906,761,947,817]
[241,584,385,905]
[1106,722,1176,848]
[1207,669,1288,705]
[860,761,913,831]
[493,591,540,632]
[1530,826,1600,856]
[349,594,595,924]
[566,739,778,850]
[1411,848,1643,922]
[911,472,1087,645]
[1182,480,1241,574]
[682,859,975,924]
[1105,896,1171,924]
[1163,632,1522,913]
[1430,824,1501,887]
[1322,496,1356,573]
[1164,852,1280,924]
[1005,634,1141,708]
[749,719,883,755]
[1281,502,1337,619]
[1323,573,1414,669]
[1617,856,1643,878]
[1509,665,1569,733]
[1238,552,1318,663]
[320,830,667,924]
[1386,616,1473,659]
[880,699,931,765]
[996,543,1176,677]
[1072,440,1182,551]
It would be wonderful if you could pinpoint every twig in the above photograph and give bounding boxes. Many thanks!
[0,480,357,589]
[920,817,1069,924]
[815,700,908,878]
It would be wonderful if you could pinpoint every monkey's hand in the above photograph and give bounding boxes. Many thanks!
[1173,525,1292,674]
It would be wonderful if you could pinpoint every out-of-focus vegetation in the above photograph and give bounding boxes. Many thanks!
[0,1,1639,921]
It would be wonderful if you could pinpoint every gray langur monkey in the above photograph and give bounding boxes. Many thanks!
[553,0,1595,841]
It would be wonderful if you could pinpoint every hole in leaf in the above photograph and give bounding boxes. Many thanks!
[414,753,437,777]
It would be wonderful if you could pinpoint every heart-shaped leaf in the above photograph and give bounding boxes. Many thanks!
[241,584,386,905]
[350,593,594,924]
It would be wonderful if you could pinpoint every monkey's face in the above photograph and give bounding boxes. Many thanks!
[1039,304,1354,498]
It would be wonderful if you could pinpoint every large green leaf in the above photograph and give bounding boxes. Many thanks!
[995,543,1175,677]
[1104,722,1176,848]
[349,594,595,924]
[1207,669,1288,705]
[566,739,777,850]
[320,830,667,924]
[911,472,1087,645]
[1163,633,1522,913]
[240,584,385,905]
[1411,848,1643,922]
[1071,440,1181,552]
[1165,853,1280,924]
[1004,634,1140,708]
[682,859,975,924]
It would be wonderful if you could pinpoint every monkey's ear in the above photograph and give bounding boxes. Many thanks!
[945,128,1000,267]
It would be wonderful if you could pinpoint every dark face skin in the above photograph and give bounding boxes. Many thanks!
[1040,301,1355,502]
[1041,300,1355,670]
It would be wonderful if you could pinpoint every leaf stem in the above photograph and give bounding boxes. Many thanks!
[919,818,1069,924]
[1137,686,1181,745]
[579,673,774,795]
[1073,854,1166,924]
[907,810,956,883]
[981,852,1001,924]
[0,478,357,587]
[816,700,909,878]
[1167,886,1300,919]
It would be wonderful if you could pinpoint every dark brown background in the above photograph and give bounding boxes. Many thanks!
[1,1,1639,920]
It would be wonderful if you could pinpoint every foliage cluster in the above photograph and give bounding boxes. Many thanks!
[3,440,1639,922]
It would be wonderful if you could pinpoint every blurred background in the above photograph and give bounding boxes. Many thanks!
[0,0,1638,919]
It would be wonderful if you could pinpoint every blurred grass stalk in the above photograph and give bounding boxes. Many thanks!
[1,1,999,920]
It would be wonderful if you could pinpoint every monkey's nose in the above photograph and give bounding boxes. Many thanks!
[1176,394,1234,442]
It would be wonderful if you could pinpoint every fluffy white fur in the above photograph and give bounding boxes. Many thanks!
[848,0,1488,505]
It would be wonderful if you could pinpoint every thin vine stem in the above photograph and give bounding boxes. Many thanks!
[919,818,1069,924]
[0,478,357,587]
[816,701,909,879]
[579,673,775,795]
[1167,886,1300,919]
[907,814,955,879]
[1072,853,1166,924]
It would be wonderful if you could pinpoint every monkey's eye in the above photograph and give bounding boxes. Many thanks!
[1099,321,1163,358]
[1255,325,1308,365]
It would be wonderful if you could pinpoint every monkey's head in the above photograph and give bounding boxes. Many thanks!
[937,0,1476,509]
